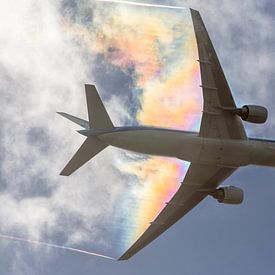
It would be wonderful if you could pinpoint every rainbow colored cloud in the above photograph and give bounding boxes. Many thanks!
[64,2,202,255]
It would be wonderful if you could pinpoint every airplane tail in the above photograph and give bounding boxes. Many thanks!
[58,84,114,176]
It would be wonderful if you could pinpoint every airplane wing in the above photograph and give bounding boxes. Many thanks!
[119,164,235,260]
[191,9,247,139]
[119,9,247,260]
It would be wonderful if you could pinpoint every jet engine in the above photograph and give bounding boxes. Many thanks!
[210,186,244,205]
[234,105,268,124]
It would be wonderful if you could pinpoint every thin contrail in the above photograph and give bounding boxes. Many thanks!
[0,233,115,260]
[97,0,187,9]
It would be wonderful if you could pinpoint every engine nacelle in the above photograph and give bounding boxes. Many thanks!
[235,105,268,124]
[211,186,244,205]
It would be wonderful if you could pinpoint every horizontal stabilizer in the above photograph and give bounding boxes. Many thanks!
[85,84,114,129]
[60,137,107,176]
[57,112,89,129]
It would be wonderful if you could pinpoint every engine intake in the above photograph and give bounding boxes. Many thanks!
[210,186,244,205]
[234,105,268,124]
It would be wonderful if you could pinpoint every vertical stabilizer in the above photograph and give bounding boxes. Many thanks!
[85,84,114,129]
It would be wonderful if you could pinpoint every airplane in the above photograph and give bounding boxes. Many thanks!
[57,9,273,260]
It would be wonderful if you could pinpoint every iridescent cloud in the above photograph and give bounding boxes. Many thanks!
[63,2,202,255]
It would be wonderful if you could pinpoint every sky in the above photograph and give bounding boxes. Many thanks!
[0,0,275,274]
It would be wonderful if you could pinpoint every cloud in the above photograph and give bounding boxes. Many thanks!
[0,0,129,265]
[103,0,275,136]
[1,0,275,273]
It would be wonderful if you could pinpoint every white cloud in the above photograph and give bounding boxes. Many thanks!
[1,0,274,273]
[0,0,127,265]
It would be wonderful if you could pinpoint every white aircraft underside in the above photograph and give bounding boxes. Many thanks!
[58,9,273,260]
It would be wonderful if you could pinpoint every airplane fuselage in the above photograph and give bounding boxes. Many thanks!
[80,127,275,169]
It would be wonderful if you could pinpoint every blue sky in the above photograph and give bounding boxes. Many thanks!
[1,0,275,274]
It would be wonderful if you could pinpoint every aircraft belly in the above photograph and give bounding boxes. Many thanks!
[99,130,254,167]
[99,130,201,161]
[217,139,250,167]
[248,140,275,167]
[190,138,250,167]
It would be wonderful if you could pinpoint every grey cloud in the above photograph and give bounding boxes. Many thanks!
[92,54,141,124]
[26,127,51,154]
